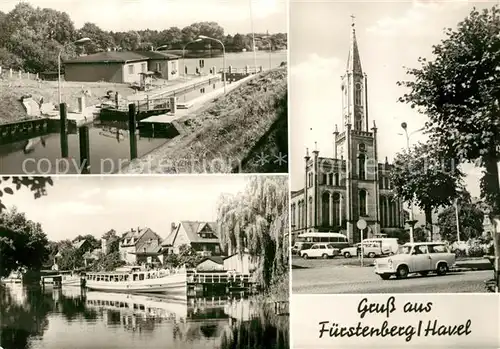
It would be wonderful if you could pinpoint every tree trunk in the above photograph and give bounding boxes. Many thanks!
[483,152,500,292]
[424,207,433,242]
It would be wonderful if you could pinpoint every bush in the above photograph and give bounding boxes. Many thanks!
[467,245,484,258]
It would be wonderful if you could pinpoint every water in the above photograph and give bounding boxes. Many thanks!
[0,283,289,349]
[0,51,287,175]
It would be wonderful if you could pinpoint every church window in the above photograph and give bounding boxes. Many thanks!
[359,190,367,216]
[355,83,362,105]
[358,154,366,180]
[328,173,333,186]
[322,174,327,185]
[334,173,339,186]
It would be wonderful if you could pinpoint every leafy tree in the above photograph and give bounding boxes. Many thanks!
[102,229,119,254]
[413,225,429,242]
[0,177,53,213]
[58,246,84,270]
[438,202,484,243]
[397,6,500,272]
[391,142,463,231]
[217,176,288,294]
[72,234,100,251]
[93,251,125,271]
[163,244,204,268]
[0,207,49,278]
[383,228,410,244]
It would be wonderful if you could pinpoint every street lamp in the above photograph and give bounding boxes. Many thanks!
[182,39,202,78]
[58,37,91,105]
[198,35,226,94]
[401,122,416,243]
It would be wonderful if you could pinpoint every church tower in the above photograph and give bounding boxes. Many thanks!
[335,17,381,242]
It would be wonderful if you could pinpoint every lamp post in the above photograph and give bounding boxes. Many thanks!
[182,39,202,78]
[455,198,461,242]
[58,37,91,105]
[198,35,226,94]
[401,122,416,243]
[249,0,257,73]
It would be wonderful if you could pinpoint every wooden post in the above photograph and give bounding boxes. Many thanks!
[79,126,90,174]
[59,103,69,158]
[9,68,13,78]
[18,70,22,79]
[115,92,119,109]
[128,103,138,160]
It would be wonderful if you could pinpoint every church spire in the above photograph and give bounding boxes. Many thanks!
[346,15,362,74]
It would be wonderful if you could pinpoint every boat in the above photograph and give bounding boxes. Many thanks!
[1,271,23,284]
[84,267,188,295]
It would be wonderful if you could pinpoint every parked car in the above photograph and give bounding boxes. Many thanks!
[374,242,456,280]
[340,243,382,258]
[300,243,340,259]
[291,242,313,255]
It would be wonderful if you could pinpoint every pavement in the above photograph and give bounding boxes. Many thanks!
[292,256,493,294]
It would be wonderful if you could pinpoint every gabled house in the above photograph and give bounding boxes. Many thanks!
[119,227,162,264]
[196,256,225,272]
[72,239,91,252]
[161,221,222,256]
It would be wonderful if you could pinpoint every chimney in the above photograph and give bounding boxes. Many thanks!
[137,226,140,233]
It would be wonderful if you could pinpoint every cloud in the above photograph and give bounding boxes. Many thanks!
[367,0,469,37]
[78,187,101,199]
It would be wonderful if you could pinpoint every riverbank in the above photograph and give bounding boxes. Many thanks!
[119,67,287,174]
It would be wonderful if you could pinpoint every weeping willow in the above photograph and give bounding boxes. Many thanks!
[217,176,289,294]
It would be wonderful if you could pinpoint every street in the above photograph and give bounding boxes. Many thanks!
[292,256,492,293]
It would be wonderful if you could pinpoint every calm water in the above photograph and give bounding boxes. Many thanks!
[0,51,287,175]
[0,283,289,349]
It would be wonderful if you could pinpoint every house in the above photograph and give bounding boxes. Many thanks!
[64,51,180,84]
[72,239,91,252]
[161,221,223,256]
[119,227,162,264]
[83,248,102,267]
[223,252,258,274]
[196,256,225,272]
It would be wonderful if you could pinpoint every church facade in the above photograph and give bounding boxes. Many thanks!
[291,22,406,244]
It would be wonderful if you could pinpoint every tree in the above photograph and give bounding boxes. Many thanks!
[72,234,100,251]
[438,202,484,243]
[164,244,204,268]
[217,176,288,294]
[397,6,500,286]
[391,142,463,231]
[0,207,49,278]
[0,177,53,213]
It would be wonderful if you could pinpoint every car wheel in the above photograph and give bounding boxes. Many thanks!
[343,252,351,258]
[436,263,448,276]
[396,265,409,279]
[302,254,308,259]
[367,252,376,258]
[419,271,429,277]
[379,274,391,280]
[322,253,329,259]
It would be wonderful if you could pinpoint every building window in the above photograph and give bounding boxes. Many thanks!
[128,65,134,74]
[171,61,176,71]
[355,83,362,105]
[308,197,313,225]
[358,154,366,180]
[334,173,339,186]
[328,173,333,186]
[156,62,161,71]
[141,63,146,73]
[359,190,367,216]
[322,174,327,185]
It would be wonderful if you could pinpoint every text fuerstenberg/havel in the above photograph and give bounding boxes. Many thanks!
[318,297,472,342]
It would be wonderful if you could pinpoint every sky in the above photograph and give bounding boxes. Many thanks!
[0,0,287,34]
[289,0,498,207]
[2,175,253,241]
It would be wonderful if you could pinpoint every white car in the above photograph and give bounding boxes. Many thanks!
[374,242,456,280]
[341,243,383,258]
[300,243,340,259]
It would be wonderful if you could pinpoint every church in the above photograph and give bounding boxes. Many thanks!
[290,21,406,244]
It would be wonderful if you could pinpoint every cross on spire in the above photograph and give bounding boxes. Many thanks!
[350,14,356,26]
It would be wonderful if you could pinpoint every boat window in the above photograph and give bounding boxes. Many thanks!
[139,273,145,281]
[133,274,137,281]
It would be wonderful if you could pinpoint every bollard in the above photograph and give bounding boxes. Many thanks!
[245,65,249,75]
[170,97,177,114]
[59,103,69,158]
[36,73,39,80]
[9,68,13,78]
[128,103,138,160]
[0,66,2,75]
[27,72,30,79]
[79,126,90,174]
[18,70,22,79]
[260,65,263,73]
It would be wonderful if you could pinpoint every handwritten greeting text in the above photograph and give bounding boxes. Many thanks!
[318,297,472,342]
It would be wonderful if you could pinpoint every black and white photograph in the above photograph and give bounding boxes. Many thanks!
[0,0,288,175]
[289,1,500,294]
[0,175,289,349]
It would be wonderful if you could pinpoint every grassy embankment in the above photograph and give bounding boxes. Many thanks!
[121,67,287,174]
[0,78,135,124]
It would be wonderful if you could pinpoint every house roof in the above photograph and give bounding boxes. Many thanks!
[64,51,149,64]
[72,240,87,249]
[162,221,219,246]
[130,242,162,255]
[197,256,224,265]
[64,51,180,65]
[133,51,180,60]
[121,227,151,245]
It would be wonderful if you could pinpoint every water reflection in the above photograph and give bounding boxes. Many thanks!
[0,283,289,349]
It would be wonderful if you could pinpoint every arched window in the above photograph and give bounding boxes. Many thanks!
[354,83,362,105]
[334,173,340,186]
[359,190,367,216]
[322,174,327,185]
[322,193,330,226]
[308,197,313,226]
[358,154,366,180]
[332,192,341,226]
[328,173,333,186]
[291,204,296,226]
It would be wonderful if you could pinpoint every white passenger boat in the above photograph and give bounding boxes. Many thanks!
[84,267,187,295]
